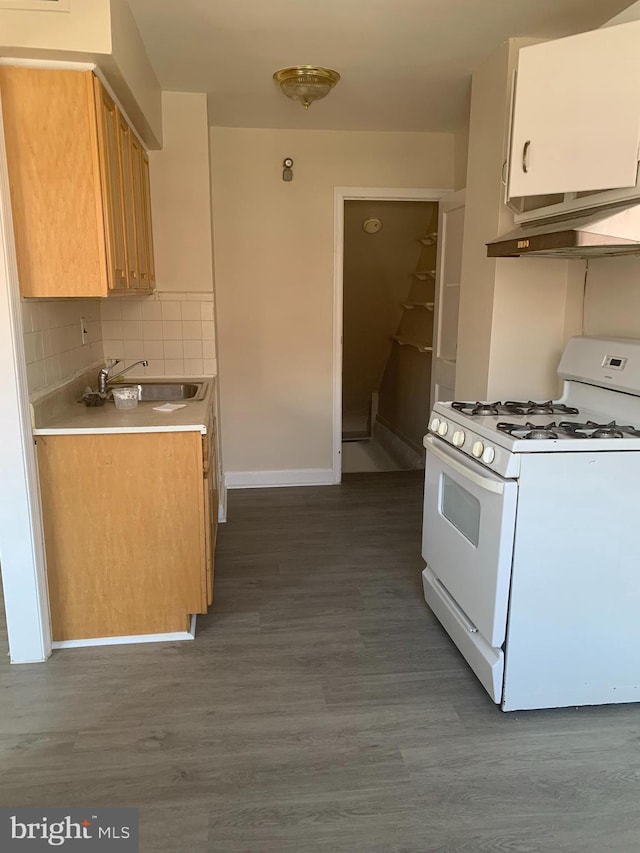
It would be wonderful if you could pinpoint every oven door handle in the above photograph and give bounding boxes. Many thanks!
[424,436,505,495]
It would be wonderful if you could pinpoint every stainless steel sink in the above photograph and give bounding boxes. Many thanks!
[112,381,209,402]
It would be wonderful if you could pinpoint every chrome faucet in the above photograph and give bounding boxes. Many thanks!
[98,360,148,395]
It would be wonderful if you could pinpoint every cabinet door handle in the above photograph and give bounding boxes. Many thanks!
[130,271,137,279]
[522,140,531,173]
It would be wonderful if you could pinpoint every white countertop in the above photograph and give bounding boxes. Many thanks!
[33,377,216,436]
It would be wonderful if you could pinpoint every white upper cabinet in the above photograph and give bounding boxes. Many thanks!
[508,22,640,199]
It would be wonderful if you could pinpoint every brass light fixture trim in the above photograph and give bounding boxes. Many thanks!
[273,65,341,110]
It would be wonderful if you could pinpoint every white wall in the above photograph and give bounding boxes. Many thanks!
[0,0,162,146]
[488,261,584,399]
[106,0,162,147]
[587,1,640,341]
[0,81,51,663]
[210,127,454,477]
[584,256,640,338]
[149,92,215,293]
[602,1,640,26]
[454,124,469,191]
[0,0,111,53]
[456,38,584,401]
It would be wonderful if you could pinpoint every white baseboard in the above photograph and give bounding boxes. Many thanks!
[52,615,197,650]
[218,481,227,522]
[374,416,425,469]
[225,468,334,489]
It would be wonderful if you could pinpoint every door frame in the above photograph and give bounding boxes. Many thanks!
[0,93,52,663]
[332,186,452,484]
[431,188,466,408]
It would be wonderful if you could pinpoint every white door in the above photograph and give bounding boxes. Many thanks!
[422,436,518,648]
[508,21,640,198]
[431,189,464,406]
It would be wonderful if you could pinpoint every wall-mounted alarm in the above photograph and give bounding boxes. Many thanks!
[362,217,383,234]
[282,157,294,181]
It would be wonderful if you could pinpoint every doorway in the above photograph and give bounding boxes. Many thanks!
[341,199,438,473]
[332,187,451,482]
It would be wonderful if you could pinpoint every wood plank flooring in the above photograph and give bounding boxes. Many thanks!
[2,471,640,851]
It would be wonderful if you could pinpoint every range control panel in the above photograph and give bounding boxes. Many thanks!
[426,414,521,479]
[602,355,628,371]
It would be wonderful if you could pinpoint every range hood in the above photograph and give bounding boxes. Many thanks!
[486,204,640,259]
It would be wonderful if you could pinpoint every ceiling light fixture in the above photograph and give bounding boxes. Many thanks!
[273,66,340,110]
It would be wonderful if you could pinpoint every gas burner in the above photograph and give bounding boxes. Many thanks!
[452,401,501,416]
[593,427,624,439]
[497,421,560,440]
[558,420,640,439]
[452,400,581,417]
[504,401,580,416]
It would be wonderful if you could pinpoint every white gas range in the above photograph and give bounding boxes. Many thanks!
[421,335,640,711]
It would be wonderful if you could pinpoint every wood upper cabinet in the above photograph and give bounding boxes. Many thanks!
[0,66,156,298]
[508,21,640,200]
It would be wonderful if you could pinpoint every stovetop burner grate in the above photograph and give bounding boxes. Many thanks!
[452,400,579,417]
[558,420,640,439]
[506,400,580,416]
[497,420,640,440]
[497,421,561,440]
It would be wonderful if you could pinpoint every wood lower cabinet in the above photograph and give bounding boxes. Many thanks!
[203,409,219,606]
[0,66,155,298]
[37,422,217,642]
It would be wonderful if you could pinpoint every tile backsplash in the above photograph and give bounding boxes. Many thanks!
[22,299,104,398]
[20,290,217,399]
[101,291,217,378]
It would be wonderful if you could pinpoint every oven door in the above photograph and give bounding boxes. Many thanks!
[422,435,518,648]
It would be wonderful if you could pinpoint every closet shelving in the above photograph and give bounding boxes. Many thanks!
[402,301,434,310]
[391,336,433,353]
[391,220,438,357]
[417,232,438,246]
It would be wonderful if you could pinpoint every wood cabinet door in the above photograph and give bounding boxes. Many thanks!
[210,416,219,561]
[93,79,128,292]
[0,67,108,297]
[38,432,207,641]
[141,152,156,288]
[131,133,155,290]
[202,411,218,606]
[508,21,640,198]
[118,113,140,289]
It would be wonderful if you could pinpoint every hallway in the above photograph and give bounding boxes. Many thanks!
[1,473,639,852]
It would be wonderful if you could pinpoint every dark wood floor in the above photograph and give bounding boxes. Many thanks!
[2,471,640,852]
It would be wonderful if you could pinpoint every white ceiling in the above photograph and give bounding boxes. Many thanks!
[128,0,633,132]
